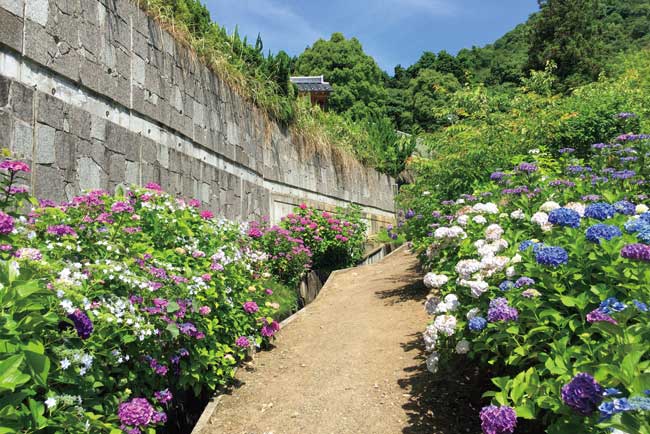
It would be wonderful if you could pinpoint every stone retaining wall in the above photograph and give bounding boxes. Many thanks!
[0,0,395,229]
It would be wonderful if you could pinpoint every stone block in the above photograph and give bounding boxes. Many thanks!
[0,8,23,53]
[9,82,34,123]
[12,120,32,159]
[36,93,64,130]
[66,106,91,140]
[90,116,106,141]
[25,0,47,25]
[0,0,23,17]
[133,55,146,86]
[77,156,106,191]
[141,137,156,163]
[105,121,127,154]
[77,138,106,167]
[0,76,9,107]
[54,130,75,170]
[79,58,102,92]
[34,164,65,202]
[125,160,139,184]
[35,123,55,164]
[0,111,13,149]
[108,152,125,182]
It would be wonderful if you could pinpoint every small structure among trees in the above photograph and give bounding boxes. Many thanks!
[290,76,334,108]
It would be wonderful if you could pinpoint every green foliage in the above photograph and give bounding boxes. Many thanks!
[293,33,389,120]
[364,115,417,177]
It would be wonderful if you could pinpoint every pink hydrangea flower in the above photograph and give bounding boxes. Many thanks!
[0,160,30,173]
[200,210,214,219]
[243,301,259,314]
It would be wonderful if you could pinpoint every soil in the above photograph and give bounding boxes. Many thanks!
[198,247,486,434]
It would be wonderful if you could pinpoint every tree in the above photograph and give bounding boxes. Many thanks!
[527,0,605,89]
[293,33,388,120]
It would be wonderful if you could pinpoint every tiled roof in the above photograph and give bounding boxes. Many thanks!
[290,75,333,93]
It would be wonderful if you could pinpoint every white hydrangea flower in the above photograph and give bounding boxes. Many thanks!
[457,215,469,226]
[426,351,440,374]
[456,198,465,204]
[433,315,457,336]
[510,254,522,264]
[472,203,499,214]
[442,294,459,312]
[565,202,585,217]
[540,201,560,212]
[468,280,489,298]
[466,308,480,320]
[506,266,516,278]
[485,224,504,241]
[424,296,441,315]
[455,259,482,279]
[44,397,57,409]
[423,324,438,352]
[60,358,71,370]
[472,215,487,225]
[541,222,553,232]
[637,204,649,214]
[480,255,509,277]
[510,209,525,220]
[455,339,471,354]
[531,212,549,226]
[423,273,449,289]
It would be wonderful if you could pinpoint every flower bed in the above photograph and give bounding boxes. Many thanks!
[400,133,650,433]
[0,158,367,433]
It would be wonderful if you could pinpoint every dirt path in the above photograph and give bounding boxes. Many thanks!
[197,247,471,434]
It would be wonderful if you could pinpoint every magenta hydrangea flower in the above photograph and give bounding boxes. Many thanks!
[235,336,250,348]
[111,201,134,214]
[621,243,650,262]
[145,182,162,191]
[0,159,30,173]
[198,306,211,315]
[154,389,173,405]
[200,210,214,219]
[261,319,280,337]
[188,199,201,208]
[117,398,155,428]
[47,224,77,237]
[479,405,517,434]
[561,373,604,415]
[67,309,93,339]
[0,212,15,235]
[243,301,259,314]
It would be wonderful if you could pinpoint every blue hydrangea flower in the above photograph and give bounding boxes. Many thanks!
[633,300,648,312]
[585,224,623,243]
[469,316,487,332]
[638,228,650,244]
[603,388,623,397]
[584,203,616,220]
[535,246,569,267]
[548,208,582,228]
[614,200,636,215]
[641,213,650,224]
[598,398,631,420]
[499,280,514,291]
[519,240,533,251]
[624,218,650,234]
[599,297,626,314]
[629,397,650,411]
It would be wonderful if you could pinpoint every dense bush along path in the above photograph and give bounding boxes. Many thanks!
[199,247,436,434]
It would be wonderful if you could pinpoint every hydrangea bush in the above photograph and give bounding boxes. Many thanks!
[0,159,367,432]
[401,131,650,433]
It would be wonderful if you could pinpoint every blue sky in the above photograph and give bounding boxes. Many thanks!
[204,0,539,73]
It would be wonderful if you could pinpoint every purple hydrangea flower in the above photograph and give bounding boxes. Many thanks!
[586,309,617,324]
[514,277,535,288]
[621,244,650,262]
[67,309,93,339]
[516,162,538,173]
[561,373,605,416]
[490,172,506,181]
[261,319,280,337]
[479,405,517,434]
[487,298,518,323]
[0,212,15,235]
[154,389,173,405]
[111,201,134,213]
[0,160,30,173]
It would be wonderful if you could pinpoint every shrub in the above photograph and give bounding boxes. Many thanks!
[401,132,650,433]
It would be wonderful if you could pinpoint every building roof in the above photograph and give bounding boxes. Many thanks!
[290,75,334,93]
